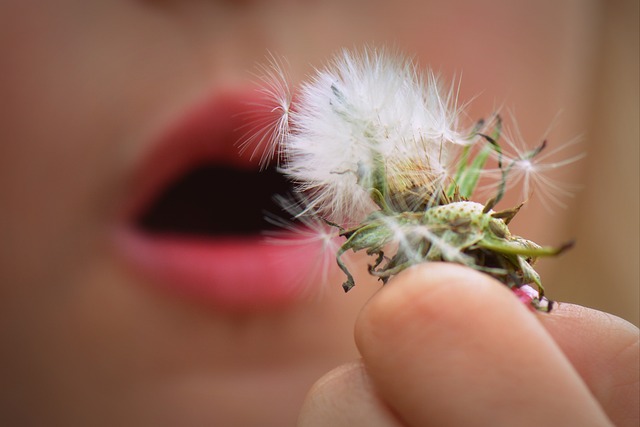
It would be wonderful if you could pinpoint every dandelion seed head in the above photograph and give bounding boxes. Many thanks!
[240,48,578,309]
[277,48,471,224]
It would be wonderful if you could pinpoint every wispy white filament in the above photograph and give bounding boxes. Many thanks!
[263,195,345,288]
[482,121,584,210]
[238,53,292,169]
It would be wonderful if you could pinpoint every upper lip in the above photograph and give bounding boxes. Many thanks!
[112,87,325,309]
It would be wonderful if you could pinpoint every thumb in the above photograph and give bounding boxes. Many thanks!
[355,263,612,426]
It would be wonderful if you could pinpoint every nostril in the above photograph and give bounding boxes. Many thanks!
[135,164,295,236]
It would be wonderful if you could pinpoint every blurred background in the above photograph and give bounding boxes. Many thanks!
[548,0,638,327]
[243,0,639,325]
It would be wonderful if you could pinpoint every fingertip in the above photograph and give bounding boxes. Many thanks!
[355,262,522,354]
[354,262,612,426]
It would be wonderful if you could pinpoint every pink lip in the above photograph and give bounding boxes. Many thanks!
[114,88,322,309]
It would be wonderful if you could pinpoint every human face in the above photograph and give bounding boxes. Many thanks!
[0,1,590,425]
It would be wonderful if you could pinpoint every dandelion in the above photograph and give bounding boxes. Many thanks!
[245,47,576,312]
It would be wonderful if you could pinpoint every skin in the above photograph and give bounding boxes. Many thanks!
[299,264,639,426]
[0,1,636,426]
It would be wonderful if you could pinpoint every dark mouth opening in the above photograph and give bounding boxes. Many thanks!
[135,165,296,237]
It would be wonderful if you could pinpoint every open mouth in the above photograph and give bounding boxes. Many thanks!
[114,89,322,309]
[135,164,293,237]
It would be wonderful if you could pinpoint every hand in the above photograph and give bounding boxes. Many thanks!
[298,263,639,426]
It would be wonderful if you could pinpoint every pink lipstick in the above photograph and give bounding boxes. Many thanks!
[114,88,324,309]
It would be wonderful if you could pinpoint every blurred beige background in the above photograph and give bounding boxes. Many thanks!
[550,0,639,326]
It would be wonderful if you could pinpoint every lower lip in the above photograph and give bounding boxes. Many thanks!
[114,88,326,309]
[115,228,321,309]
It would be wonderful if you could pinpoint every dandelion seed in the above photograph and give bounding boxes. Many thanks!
[263,195,345,288]
[482,121,584,210]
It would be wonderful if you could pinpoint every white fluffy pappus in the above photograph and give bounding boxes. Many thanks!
[480,117,585,211]
[251,48,474,226]
[237,53,293,169]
